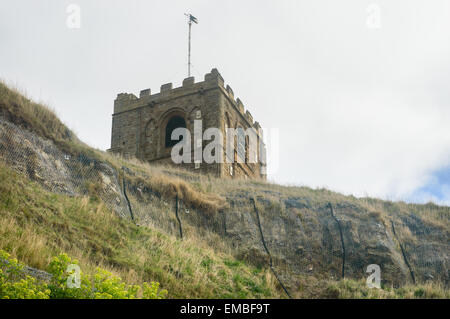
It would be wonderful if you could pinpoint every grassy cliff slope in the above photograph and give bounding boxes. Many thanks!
[0,82,449,298]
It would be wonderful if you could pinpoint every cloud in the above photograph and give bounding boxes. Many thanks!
[405,167,450,205]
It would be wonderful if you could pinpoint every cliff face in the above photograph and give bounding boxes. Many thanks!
[1,113,448,295]
[128,180,448,290]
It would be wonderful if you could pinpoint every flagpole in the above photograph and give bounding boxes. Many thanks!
[188,19,191,77]
[185,13,198,78]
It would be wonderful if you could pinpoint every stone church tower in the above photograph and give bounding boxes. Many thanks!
[108,68,266,179]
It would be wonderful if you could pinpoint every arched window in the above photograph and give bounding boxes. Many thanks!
[237,127,245,162]
[165,116,186,147]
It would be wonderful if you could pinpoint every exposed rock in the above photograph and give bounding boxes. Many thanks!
[0,116,449,289]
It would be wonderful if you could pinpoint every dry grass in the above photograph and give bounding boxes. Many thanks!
[0,161,282,298]
[3,80,446,225]
[130,173,227,213]
[320,278,449,299]
[0,216,49,270]
[92,151,227,213]
[0,81,75,146]
[0,82,227,215]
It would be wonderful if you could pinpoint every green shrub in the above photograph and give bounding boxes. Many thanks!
[47,253,167,299]
[0,250,167,299]
[47,253,92,299]
[414,288,425,298]
[0,250,50,299]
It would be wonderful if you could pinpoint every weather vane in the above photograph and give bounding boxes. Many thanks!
[184,13,198,77]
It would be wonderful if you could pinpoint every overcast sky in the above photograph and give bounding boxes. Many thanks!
[1,0,449,205]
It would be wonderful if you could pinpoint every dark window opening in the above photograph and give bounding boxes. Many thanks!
[165,116,186,147]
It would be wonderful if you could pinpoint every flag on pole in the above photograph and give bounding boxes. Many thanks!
[189,14,198,24]
[185,13,198,77]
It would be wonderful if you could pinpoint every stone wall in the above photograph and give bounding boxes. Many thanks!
[109,68,266,179]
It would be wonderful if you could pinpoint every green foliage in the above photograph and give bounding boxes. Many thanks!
[201,257,214,270]
[414,288,425,298]
[0,250,167,299]
[0,163,281,299]
[224,259,241,268]
[142,282,165,299]
[0,272,51,299]
[0,250,50,299]
[47,253,92,299]
[46,253,167,299]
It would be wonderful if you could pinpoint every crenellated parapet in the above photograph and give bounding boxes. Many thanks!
[114,93,138,112]
[113,68,257,128]
[110,67,266,180]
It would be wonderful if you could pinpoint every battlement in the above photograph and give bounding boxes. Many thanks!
[113,68,256,127]
[110,67,266,180]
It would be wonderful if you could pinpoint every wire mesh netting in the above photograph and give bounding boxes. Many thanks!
[0,115,448,288]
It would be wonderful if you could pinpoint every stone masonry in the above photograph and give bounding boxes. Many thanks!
[108,68,266,179]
